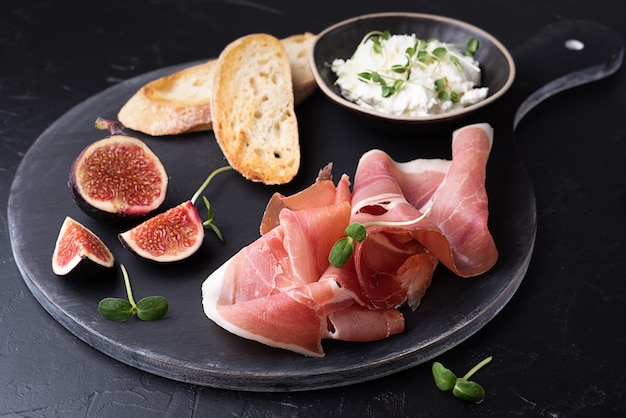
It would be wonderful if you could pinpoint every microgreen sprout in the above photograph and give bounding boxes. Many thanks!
[98,264,168,321]
[328,208,431,268]
[202,196,223,242]
[450,55,463,72]
[431,46,447,60]
[357,71,405,97]
[432,356,493,404]
[190,165,232,241]
[434,78,461,103]
[328,223,367,267]
[353,33,479,99]
[360,30,391,53]
[465,37,479,56]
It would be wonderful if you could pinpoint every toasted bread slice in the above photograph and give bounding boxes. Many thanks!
[118,33,317,136]
[283,32,318,104]
[211,33,299,185]
[118,61,217,136]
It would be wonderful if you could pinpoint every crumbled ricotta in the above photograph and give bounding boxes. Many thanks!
[331,34,489,117]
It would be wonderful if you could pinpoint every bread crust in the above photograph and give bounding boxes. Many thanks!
[118,61,216,136]
[118,33,317,137]
[211,33,300,185]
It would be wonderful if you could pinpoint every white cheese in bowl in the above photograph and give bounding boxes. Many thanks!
[331,33,489,117]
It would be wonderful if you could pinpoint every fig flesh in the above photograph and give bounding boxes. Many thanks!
[118,200,205,262]
[69,135,168,222]
[52,216,115,276]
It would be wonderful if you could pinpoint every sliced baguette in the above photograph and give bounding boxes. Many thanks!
[118,60,217,136]
[118,32,317,136]
[283,32,318,104]
[211,33,299,185]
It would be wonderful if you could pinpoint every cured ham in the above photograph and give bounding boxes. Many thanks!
[260,164,352,234]
[203,199,357,357]
[351,123,497,278]
[348,123,497,314]
[202,178,405,357]
[419,123,498,276]
[202,123,498,356]
[203,260,360,357]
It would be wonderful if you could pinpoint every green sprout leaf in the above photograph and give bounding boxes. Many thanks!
[465,37,479,56]
[98,297,134,321]
[202,196,224,242]
[432,362,457,391]
[328,236,355,268]
[345,222,367,242]
[405,39,421,58]
[98,264,168,322]
[392,78,405,91]
[417,49,432,63]
[453,378,486,403]
[358,71,373,81]
[432,356,492,404]
[432,46,447,60]
[328,222,370,267]
[361,30,391,54]
[450,55,463,72]
[391,63,408,74]
[381,85,394,97]
[328,209,431,268]
[136,296,169,321]
[433,77,463,104]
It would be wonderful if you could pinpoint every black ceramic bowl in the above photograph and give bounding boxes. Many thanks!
[310,12,516,123]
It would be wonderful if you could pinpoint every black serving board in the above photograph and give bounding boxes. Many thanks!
[7,61,534,391]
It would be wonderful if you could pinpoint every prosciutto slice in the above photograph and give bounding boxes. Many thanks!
[416,124,498,276]
[351,123,498,303]
[260,169,351,234]
[202,123,498,357]
[203,174,409,357]
[203,200,353,357]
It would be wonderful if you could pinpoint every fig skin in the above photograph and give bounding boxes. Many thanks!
[52,216,115,278]
[69,135,168,223]
[118,200,205,263]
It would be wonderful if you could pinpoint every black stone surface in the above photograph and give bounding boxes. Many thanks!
[2,0,625,416]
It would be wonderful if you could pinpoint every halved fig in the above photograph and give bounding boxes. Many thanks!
[69,135,168,222]
[52,216,115,276]
[118,200,205,262]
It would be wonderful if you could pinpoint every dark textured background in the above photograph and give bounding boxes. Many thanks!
[2,0,625,416]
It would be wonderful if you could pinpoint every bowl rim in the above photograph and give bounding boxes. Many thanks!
[309,11,517,123]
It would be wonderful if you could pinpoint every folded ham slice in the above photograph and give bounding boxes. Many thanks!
[348,123,498,312]
[202,176,406,357]
[421,123,499,276]
[260,167,352,234]
[202,123,498,356]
